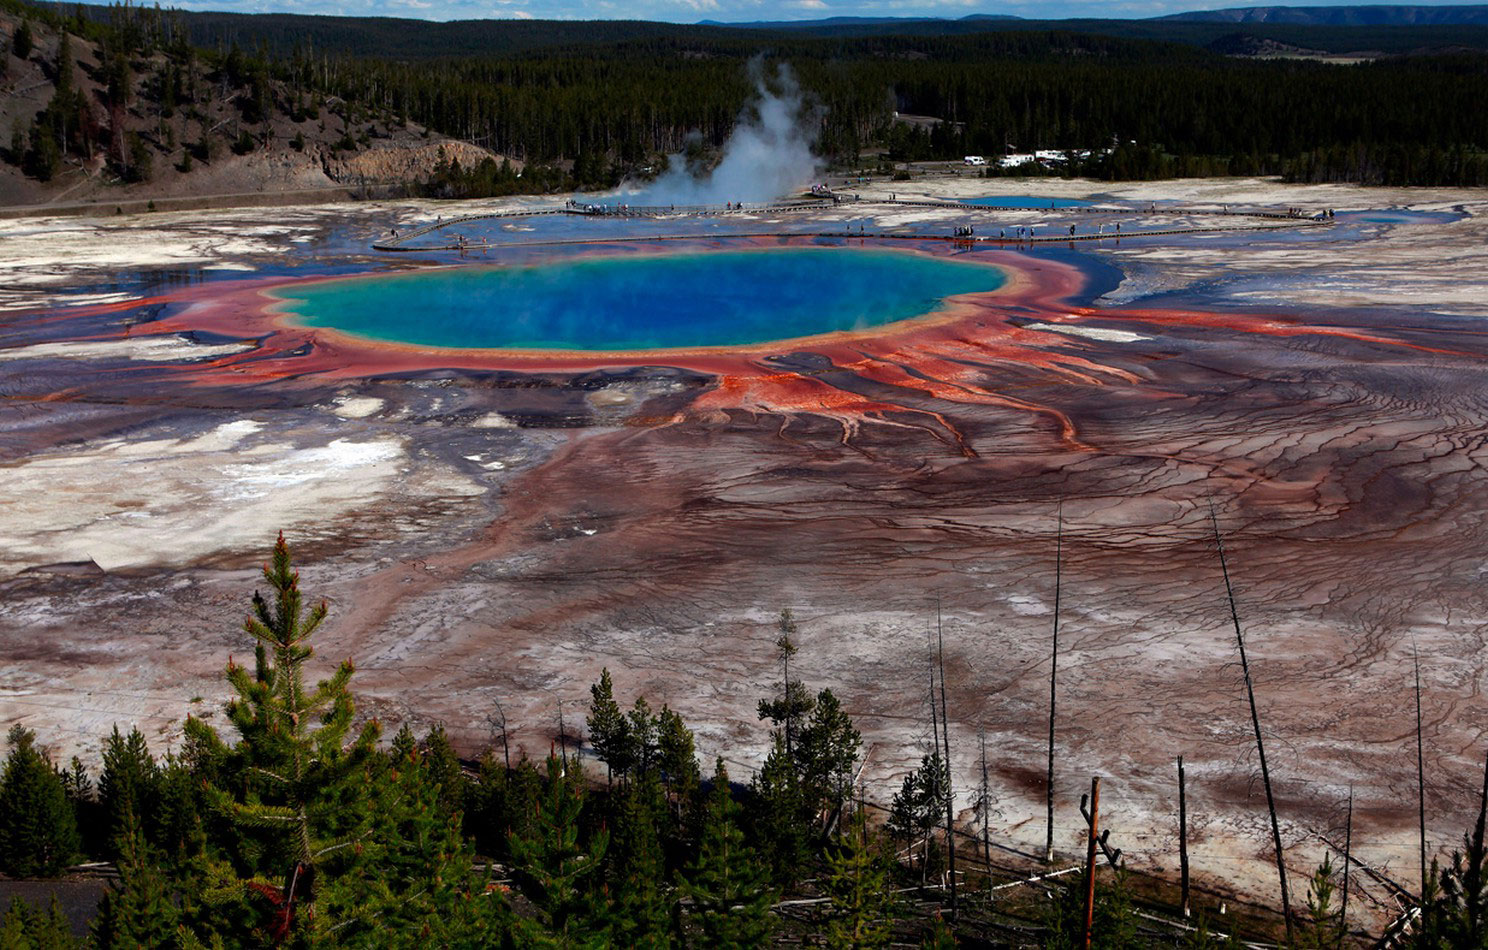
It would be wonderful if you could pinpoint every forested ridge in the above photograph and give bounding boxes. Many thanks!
[6,535,1488,947]
[4,0,1488,192]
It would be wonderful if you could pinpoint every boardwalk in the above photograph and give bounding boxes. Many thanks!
[371,196,1329,253]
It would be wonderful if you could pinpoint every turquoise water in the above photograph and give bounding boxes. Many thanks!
[276,248,1007,351]
[964,196,1093,208]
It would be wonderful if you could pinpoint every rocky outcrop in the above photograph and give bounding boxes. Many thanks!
[322,141,520,184]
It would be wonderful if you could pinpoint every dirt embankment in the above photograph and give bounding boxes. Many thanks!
[0,13,508,213]
[324,140,519,184]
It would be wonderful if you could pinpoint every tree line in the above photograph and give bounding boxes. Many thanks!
[5,0,1488,191]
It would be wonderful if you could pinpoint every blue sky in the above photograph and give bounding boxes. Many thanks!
[159,0,1488,24]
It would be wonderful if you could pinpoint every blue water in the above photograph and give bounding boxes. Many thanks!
[963,196,1094,209]
[275,247,1007,351]
[1343,209,1464,225]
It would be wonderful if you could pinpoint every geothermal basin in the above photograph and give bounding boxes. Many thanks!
[4,179,1488,934]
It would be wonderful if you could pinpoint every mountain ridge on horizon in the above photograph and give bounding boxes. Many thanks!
[1155,3,1488,24]
[701,4,1488,28]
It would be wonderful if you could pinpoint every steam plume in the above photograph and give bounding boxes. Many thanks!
[626,60,823,206]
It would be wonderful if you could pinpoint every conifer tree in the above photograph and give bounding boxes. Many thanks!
[798,689,861,827]
[921,911,956,948]
[628,698,659,778]
[99,725,160,857]
[0,895,77,949]
[419,724,466,817]
[822,807,896,950]
[1296,854,1344,949]
[182,532,384,944]
[465,750,511,858]
[749,731,813,885]
[92,803,180,949]
[588,669,632,784]
[60,756,102,859]
[758,609,814,762]
[0,898,25,948]
[375,730,498,944]
[1043,869,1140,950]
[1425,750,1488,948]
[0,726,81,878]
[14,20,34,59]
[656,705,700,803]
[681,760,774,948]
[507,752,611,948]
[607,778,674,949]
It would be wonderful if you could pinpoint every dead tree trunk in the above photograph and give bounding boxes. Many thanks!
[938,600,958,922]
[1179,755,1191,919]
[1415,642,1428,901]
[1046,501,1064,864]
[1340,785,1353,948]
[1211,506,1293,945]
[980,727,992,903]
[1083,775,1100,950]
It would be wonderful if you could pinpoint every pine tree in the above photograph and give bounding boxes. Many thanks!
[628,698,659,778]
[0,895,78,949]
[1295,854,1345,948]
[375,731,498,944]
[681,760,774,948]
[656,705,700,802]
[60,756,102,859]
[607,778,674,949]
[1043,869,1140,950]
[748,731,812,885]
[921,911,956,948]
[99,726,160,858]
[420,724,466,817]
[0,898,25,947]
[822,808,896,950]
[14,20,34,59]
[1430,751,1488,948]
[0,726,81,878]
[507,752,610,948]
[655,704,701,868]
[182,532,384,945]
[587,669,633,784]
[92,803,180,949]
[465,750,511,858]
[798,689,861,827]
[757,609,814,763]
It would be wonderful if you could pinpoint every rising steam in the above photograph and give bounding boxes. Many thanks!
[625,60,823,206]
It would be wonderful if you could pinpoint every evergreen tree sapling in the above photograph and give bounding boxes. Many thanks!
[1296,854,1344,949]
[181,533,388,943]
[822,807,896,949]
[506,752,611,947]
[681,760,775,948]
[92,803,179,949]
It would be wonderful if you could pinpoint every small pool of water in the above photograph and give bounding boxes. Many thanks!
[1343,209,1464,225]
[963,196,1095,209]
[273,247,1007,351]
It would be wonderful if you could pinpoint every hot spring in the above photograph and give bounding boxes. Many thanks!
[271,247,1008,352]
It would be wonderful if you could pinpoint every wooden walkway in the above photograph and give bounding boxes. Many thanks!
[371,196,1329,252]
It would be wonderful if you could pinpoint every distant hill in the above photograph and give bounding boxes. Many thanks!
[699,14,1021,29]
[20,1,1488,58]
[1159,5,1488,25]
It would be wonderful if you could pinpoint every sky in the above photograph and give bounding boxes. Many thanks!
[155,0,1488,25]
